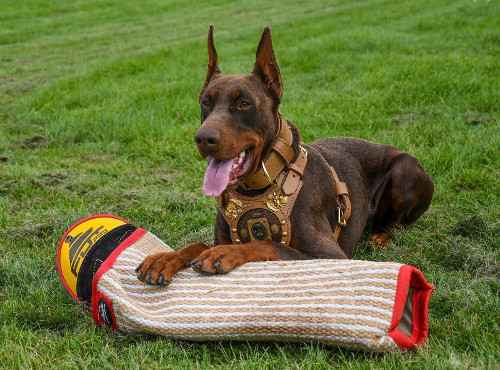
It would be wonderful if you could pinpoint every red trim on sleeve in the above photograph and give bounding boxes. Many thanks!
[93,289,118,331]
[91,228,147,329]
[57,214,129,303]
[388,265,434,350]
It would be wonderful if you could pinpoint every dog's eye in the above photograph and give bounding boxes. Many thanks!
[238,101,250,109]
[202,100,210,108]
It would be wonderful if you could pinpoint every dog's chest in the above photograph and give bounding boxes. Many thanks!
[217,173,303,246]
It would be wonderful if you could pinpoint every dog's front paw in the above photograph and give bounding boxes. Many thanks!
[136,251,187,285]
[190,245,244,275]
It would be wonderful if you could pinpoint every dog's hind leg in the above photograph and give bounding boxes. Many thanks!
[369,152,434,247]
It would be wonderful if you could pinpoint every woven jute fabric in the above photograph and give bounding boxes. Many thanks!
[89,231,433,352]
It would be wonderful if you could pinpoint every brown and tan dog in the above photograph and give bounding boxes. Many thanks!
[136,26,434,285]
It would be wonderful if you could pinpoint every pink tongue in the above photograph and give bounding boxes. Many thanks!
[202,157,234,197]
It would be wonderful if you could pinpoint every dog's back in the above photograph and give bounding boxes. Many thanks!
[309,136,433,234]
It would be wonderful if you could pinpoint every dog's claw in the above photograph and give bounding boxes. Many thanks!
[137,271,143,280]
[145,274,151,283]
[214,260,228,274]
[158,275,164,284]
[194,261,202,268]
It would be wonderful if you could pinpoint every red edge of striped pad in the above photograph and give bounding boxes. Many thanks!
[90,228,148,330]
[388,265,434,350]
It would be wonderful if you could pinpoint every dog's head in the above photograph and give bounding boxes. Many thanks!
[195,26,283,197]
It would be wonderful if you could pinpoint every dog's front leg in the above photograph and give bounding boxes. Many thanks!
[136,242,209,285]
[190,241,309,275]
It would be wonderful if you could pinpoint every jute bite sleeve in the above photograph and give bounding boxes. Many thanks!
[58,215,434,352]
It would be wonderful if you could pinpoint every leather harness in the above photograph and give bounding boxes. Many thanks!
[217,114,351,245]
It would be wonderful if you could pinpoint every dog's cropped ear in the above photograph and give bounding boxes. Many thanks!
[199,25,220,101]
[252,26,283,104]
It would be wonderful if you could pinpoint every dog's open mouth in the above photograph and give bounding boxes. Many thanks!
[202,147,254,197]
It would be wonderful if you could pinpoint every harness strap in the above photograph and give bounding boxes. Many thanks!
[282,147,307,195]
[273,137,295,165]
[330,166,351,241]
[240,114,294,190]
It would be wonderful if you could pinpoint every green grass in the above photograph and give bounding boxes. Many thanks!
[1,0,499,367]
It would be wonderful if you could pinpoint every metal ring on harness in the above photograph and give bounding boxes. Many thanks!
[261,161,278,186]
[337,206,347,227]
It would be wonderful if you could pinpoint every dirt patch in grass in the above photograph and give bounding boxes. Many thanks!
[14,135,50,149]
[0,179,19,194]
[454,214,490,240]
[164,191,199,212]
[31,172,67,188]
[393,113,417,123]
[443,236,499,277]
[80,153,111,163]
[0,76,18,84]
[154,167,181,184]
[1,221,58,241]
[121,189,143,207]
[0,265,6,292]
[464,111,495,126]
[6,82,37,94]
[15,57,49,65]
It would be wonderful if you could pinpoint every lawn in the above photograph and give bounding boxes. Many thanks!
[0,0,499,368]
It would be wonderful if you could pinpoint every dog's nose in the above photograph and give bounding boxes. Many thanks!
[194,128,220,152]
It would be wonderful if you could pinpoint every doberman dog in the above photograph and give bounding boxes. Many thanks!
[136,26,434,285]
